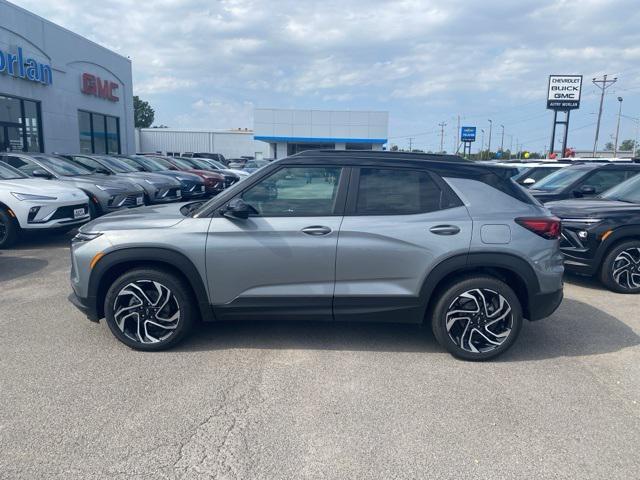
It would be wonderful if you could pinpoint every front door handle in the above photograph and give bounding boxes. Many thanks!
[430,225,460,236]
[301,226,332,236]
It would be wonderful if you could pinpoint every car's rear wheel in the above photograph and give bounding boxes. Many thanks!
[104,268,195,350]
[600,240,640,293]
[431,275,523,361]
[0,208,19,249]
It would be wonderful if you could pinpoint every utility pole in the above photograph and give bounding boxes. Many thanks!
[634,117,640,158]
[438,122,447,153]
[480,129,485,160]
[507,134,513,159]
[614,96,623,157]
[500,124,505,152]
[408,138,413,151]
[487,119,493,159]
[592,74,618,157]
[454,115,460,153]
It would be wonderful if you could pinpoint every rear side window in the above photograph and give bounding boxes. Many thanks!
[2,156,40,175]
[355,168,454,215]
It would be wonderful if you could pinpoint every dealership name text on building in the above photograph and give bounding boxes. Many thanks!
[0,47,53,85]
[81,73,119,102]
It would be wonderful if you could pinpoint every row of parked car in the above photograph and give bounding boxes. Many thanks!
[495,158,640,293]
[0,152,253,248]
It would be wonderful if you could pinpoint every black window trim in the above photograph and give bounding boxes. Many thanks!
[212,164,351,218]
[344,166,463,216]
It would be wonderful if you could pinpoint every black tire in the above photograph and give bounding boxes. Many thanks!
[104,268,196,351]
[430,275,523,361]
[599,240,640,294]
[88,201,99,219]
[0,208,20,249]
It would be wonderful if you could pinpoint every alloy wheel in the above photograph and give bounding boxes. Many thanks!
[612,247,640,290]
[445,288,513,354]
[113,280,181,344]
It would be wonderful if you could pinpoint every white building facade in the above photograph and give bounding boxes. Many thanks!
[254,108,388,159]
[0,0,134,154]
[135,128,268,159]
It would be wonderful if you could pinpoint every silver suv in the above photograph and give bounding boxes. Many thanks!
[69,151,564,360]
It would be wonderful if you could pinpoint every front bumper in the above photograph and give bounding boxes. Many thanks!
[68,291,99,322]
[181,183,207,199]
[527,287,564,321]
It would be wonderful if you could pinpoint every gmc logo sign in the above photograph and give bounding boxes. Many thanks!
[81,73,119,102]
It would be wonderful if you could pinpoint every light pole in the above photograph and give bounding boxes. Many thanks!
[500,124,505,153]
[487,119,493,159]
[614,96,623,158]
[592,75,618,156]
[480,129,485,160]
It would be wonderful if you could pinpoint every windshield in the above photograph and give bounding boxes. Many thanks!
[0,162,27,180]
[167,157,195,169]
[95,156,137,173]
[34,155,92,177]
[600,174,640,203]
[207,159,226,169]
[187,158,213,170]
[120,155,167,172]
[531,167,586,192]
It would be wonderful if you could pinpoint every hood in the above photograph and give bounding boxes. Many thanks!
[0,178,87,199]
[226,168,249,177]
[59,175,142,193]
[119,172,181,186]
[155,170,204,183]
[547,198,640,218]
[186,168,224,180]
[80,202,189,232]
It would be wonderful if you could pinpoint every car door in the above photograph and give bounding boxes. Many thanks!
[334,167,473,323]
[206,165,348,321]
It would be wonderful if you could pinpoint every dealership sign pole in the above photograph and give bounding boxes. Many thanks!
[460,126,476,158]
[547,75,582,157]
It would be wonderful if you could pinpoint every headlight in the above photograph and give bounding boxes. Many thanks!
[95,185,120,193]
[72,232,103,243]
[11,192,57,201]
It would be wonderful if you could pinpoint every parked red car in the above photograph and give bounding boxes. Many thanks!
[144,155,226,196]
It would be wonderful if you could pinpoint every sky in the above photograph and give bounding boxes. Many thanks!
[13,0,640,154]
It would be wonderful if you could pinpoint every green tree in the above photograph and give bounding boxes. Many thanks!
[134,96,155,128]
[619,139,636,151]
[604,141,614,151]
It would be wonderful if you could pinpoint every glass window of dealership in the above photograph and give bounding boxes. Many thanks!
[0,94,121,154]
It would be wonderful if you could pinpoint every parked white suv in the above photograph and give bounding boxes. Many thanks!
[0,162,90,248]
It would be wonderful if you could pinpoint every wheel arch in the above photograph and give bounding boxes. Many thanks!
[89,247,213,322]
[597,226,640,271]
[421,252,540,321]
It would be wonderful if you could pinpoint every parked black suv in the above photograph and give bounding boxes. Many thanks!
[548,174,640,293]
[530,162,640,203]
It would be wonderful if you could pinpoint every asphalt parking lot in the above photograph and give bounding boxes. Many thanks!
[1,233,639,480]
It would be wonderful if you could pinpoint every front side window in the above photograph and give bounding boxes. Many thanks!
[33,155,91,177]
[242,167,342,216]
[581,170,635,194]
[533,167,587,191]
[355,168,445,215]
[2,155,41,176]
[0,161,27,179]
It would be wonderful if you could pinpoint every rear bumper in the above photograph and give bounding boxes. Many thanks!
[527,287,563,321]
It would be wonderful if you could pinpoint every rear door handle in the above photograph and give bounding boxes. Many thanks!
[430,225,460,236]
[301,226,332,236]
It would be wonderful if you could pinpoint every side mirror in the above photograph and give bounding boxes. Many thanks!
[522,178,536,186]
[222,198,258,219]
[32,169,52,179]
[574,185,596,197]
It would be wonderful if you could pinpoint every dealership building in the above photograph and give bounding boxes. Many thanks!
[0,0,134,155]
[254,108,388,159]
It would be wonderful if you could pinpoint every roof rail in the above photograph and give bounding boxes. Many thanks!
[289,149,471,163]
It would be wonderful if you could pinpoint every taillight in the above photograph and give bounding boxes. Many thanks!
[515,217,561,239]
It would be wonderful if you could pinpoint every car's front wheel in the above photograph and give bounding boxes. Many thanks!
[0,208,19,249]
[104,268,195,350]
[600,240,640,293]
[431,275,523,361]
